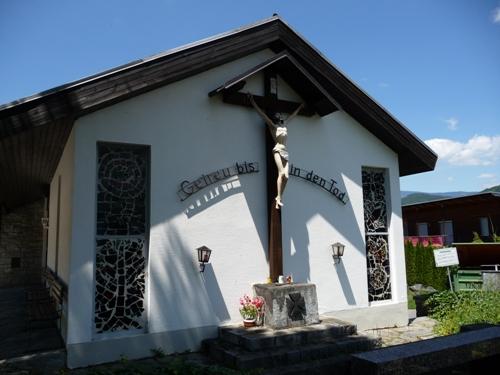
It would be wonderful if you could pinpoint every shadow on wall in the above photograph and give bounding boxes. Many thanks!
[73,168,265,347]
[201,265,231,322]
[149,222,228,333]
[69,225,227,357]
[151,169,267,327]
[184,178,242,218]
[284,171,365,307]
[335,261,356,305]
[183,174,268,261]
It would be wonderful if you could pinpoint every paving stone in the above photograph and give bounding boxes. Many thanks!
[363,316,438,347]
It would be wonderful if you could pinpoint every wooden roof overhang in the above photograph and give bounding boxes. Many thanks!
[0,15,436,209]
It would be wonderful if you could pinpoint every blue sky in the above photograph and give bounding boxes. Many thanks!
[1,0,499,192]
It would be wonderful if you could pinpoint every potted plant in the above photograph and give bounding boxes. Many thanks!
[239,294,265,327]
[253,296,265,326]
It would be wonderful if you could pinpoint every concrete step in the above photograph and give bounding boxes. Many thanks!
[204,334,380,370]
[219,317,357,352]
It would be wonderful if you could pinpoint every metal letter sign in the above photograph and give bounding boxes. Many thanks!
[177,161,259,201]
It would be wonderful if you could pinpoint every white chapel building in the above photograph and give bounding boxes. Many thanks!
[0,16,436,368]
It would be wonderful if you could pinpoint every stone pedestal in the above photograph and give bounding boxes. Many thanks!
[253,283,320,329]
[482,271,500,291]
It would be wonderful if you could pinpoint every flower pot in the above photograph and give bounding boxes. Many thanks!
[256,313,263,326]
[243,318,256,328]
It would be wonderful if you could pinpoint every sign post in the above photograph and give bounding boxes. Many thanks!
[433,247,460,292]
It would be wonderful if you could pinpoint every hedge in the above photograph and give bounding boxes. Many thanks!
[405,241,448,290]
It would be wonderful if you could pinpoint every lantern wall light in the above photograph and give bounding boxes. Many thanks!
[331,242,345,264]
[197,246,212,272]
[41,217,50,230]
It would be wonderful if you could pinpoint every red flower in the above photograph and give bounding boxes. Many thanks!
[238,294,265,319]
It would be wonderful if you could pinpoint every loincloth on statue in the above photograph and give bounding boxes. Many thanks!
[273,143,288,161]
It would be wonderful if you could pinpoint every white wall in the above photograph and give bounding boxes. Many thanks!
[47,129,75,284]
[47,128,75,342]
[67,50,275,346]
[66,47,407,349]
[282,109,406,314]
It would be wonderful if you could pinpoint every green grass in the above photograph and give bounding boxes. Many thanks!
[407,289,416,309]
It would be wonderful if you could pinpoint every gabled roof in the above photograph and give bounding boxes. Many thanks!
[0,15,436,208]
[208,51,340,116]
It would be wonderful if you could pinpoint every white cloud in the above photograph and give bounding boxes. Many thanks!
[447,176,454,182]
[479,173,496,179]
[425,135,500,166]
[378,82,389,88]
[483,181,499,189]
[493,7,500,23]
[444,117,458,131]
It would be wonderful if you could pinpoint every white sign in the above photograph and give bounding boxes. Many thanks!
[433,247,459,267]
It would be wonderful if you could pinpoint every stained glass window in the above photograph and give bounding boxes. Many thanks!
[94,143,149,334]
[362,168,391,302]
[96,144,147,236]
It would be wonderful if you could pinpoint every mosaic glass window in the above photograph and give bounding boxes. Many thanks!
[95,143,149,334]
[95,238,146,333]
[362,168,391,302]
[96,144,148,236]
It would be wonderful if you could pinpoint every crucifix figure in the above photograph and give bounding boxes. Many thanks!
[208,56,333,281]
[248,93,304,209]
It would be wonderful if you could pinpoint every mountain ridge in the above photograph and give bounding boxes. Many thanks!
[401,184,500,205]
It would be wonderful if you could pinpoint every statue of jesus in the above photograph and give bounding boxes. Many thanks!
[248,93,304,209]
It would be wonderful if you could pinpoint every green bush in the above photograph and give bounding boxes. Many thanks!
[472,231,484,243]
[404,241,448,291]
[426,290,500,335]
[493,233,500,242]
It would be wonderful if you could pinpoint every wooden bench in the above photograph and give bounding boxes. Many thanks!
[27,275,65,330]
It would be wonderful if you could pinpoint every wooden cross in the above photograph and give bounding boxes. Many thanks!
[264,70,283,282]
[217,71,309,281]
[208,53,333,281]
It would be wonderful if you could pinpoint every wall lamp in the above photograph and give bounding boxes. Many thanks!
[197,246,212,272]
[41,217,49,230]
[331,242,345,264]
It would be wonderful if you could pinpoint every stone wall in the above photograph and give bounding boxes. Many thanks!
[483,271,500,291]
[0,200,44,288]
